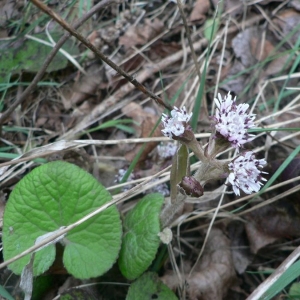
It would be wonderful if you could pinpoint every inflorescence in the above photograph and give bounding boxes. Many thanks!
[213,92,256,149]
[161,106,192,138]
[161,92,267,196]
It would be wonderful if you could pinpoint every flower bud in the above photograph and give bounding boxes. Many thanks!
[179,176,204,198]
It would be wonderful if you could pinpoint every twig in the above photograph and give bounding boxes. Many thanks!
[59,14,264,139]
[30,0,172,111]
[0,0,120,125]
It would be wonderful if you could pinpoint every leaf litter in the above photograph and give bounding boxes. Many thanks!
[0,0,300,299]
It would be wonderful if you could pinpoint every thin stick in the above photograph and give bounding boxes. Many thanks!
[60,14,264,139]
[30,0,172,111]
[0,0,120,125]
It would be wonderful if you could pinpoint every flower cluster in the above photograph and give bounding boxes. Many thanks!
[228,151,267,196]
[160,92,267,197]
[161,106,192,138]
[214,92,256,149]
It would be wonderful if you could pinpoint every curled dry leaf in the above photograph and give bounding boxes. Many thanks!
[60,64,103,110]
[246,203,300,253]
[245,209,282,254]
[119,18,164,49]
[227,221,253,274]
[161,228,236,300]
[121,102,162,163]
[273,9,300,45]
[189,0,210,23]
[232,27,275,67]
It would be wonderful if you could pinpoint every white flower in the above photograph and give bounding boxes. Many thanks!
[161,106,192,138]
[228,151,267,196]
[214,92,256,149]
[157,142,177,158]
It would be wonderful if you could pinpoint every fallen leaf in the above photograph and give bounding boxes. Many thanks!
[189,0,210,23]
[245,214,278,254]
[119,18,164,49]
[227,221,253,274]
[60,64,103,110]
[232,26,279,67]
[273,9,300,46]
[211,0,244,17]
[161,228,236,300]
[245,200,300,253]
[121,103,162,163]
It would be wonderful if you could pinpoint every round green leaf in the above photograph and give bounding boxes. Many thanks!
[2,161,122,279]
[118,193,164,280]
[126,272,178,300]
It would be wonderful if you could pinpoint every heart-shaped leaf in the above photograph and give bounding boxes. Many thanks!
[2,161,122,279]
[118,193,164,280]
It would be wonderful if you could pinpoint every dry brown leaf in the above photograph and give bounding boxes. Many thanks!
[0,0,23,27]
[245,200,300,253]
[263,53,290,77]
[227,221,253,274]
[245,218,277,254]
[273,9,300,45]
[250,37,274,62]
[35,102,64,133]
[119,18,164,49]
[189,0,210,23]
[221,60,248,94]
[121,102,162,163]
[232,26,277,65]
[211,0,244,17]
[149,41,182,60]
[161,228,236,300]
[60,65,103,110]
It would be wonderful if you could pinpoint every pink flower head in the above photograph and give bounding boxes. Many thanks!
[161,106,192,138]
[214,92,256,150]
[228,151,267,196]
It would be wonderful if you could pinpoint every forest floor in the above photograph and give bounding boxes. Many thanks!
[0,0,300,299]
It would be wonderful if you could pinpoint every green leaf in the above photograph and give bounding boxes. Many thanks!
[289,282,300,298]
[204,18,220,41]
[0,33,79,83]
[0,285,14,300]
[2,161,122,279]
[262,260,300,300]
[126,272,178,300]
[118,193,164,280]
[170,145,189,200]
